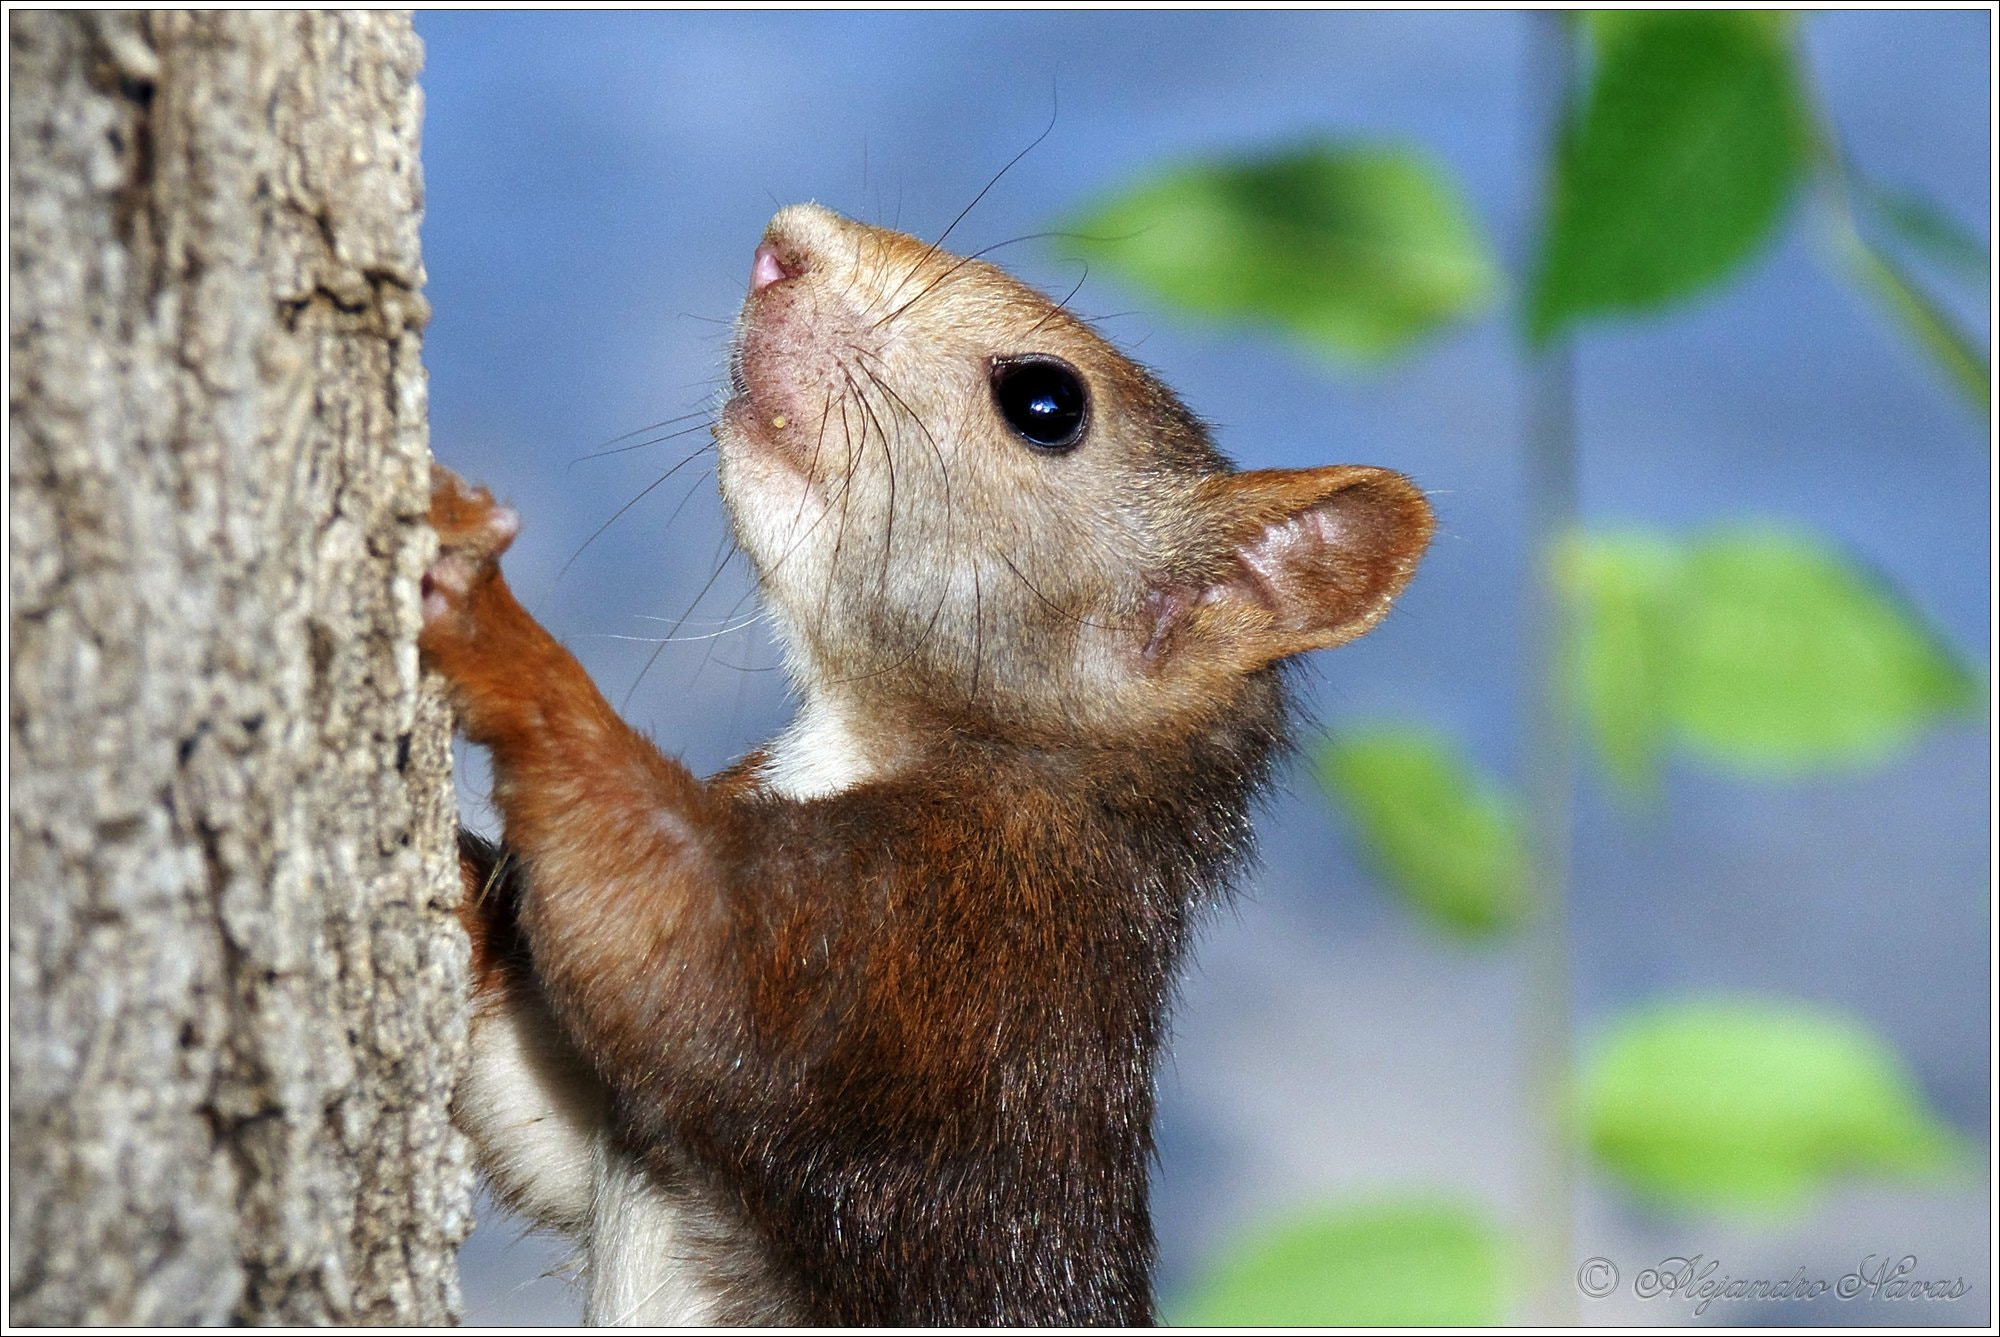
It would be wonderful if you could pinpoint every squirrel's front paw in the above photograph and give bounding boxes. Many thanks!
[422,464,520,637]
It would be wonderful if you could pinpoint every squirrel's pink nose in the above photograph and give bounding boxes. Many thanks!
[750,242,790,293]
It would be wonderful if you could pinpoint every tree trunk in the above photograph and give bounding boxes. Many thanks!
[8,11,468,1324]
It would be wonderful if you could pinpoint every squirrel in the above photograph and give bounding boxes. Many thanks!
[422,202,1433,1325]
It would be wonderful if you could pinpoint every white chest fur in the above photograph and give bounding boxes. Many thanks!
[757,697,885,801]
[584,1145,720,1325]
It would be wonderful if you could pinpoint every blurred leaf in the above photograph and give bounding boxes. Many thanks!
[1530,11,1809,341]
[1671,528,1983,768]
[1835,225,1991,419]
[1064,141,1498,362]
[1172,1199,1506,1326]
[1567,527,1981,780]
[1560,533,1679,793]
[1583,998,1966,1212]
[1317,728,1528,937]
[1856,178,1992,284]
[1585,7,1798,49]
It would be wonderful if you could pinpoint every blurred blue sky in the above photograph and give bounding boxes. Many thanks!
[415,10,1991,1324]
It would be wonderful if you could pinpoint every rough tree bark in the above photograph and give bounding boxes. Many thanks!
[8,12,469,1324]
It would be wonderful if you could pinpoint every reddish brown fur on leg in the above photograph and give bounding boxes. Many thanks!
[422,468,731,1087]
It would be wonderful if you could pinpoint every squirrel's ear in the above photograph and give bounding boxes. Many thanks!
[1163,466,1433,673]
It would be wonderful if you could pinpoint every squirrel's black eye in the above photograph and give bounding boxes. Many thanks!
[991,356,1088,453]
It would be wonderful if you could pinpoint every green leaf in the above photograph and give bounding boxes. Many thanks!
[1835,224,1991,419]
[1585,7,1798,50]
[1316,728,1528,937]
[1063,141,1499,362]
[1566,527,1981,780]
[1559,533,1679,793]
[1583,998,1966,1212]
[1671,528,1982,769]
[1172,1199,1507,1326]
[1530,11,1809,341]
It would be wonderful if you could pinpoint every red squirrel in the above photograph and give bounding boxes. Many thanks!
[423,203,1433,1325]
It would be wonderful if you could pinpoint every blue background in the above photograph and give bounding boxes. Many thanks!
[415,11,1991,1324]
